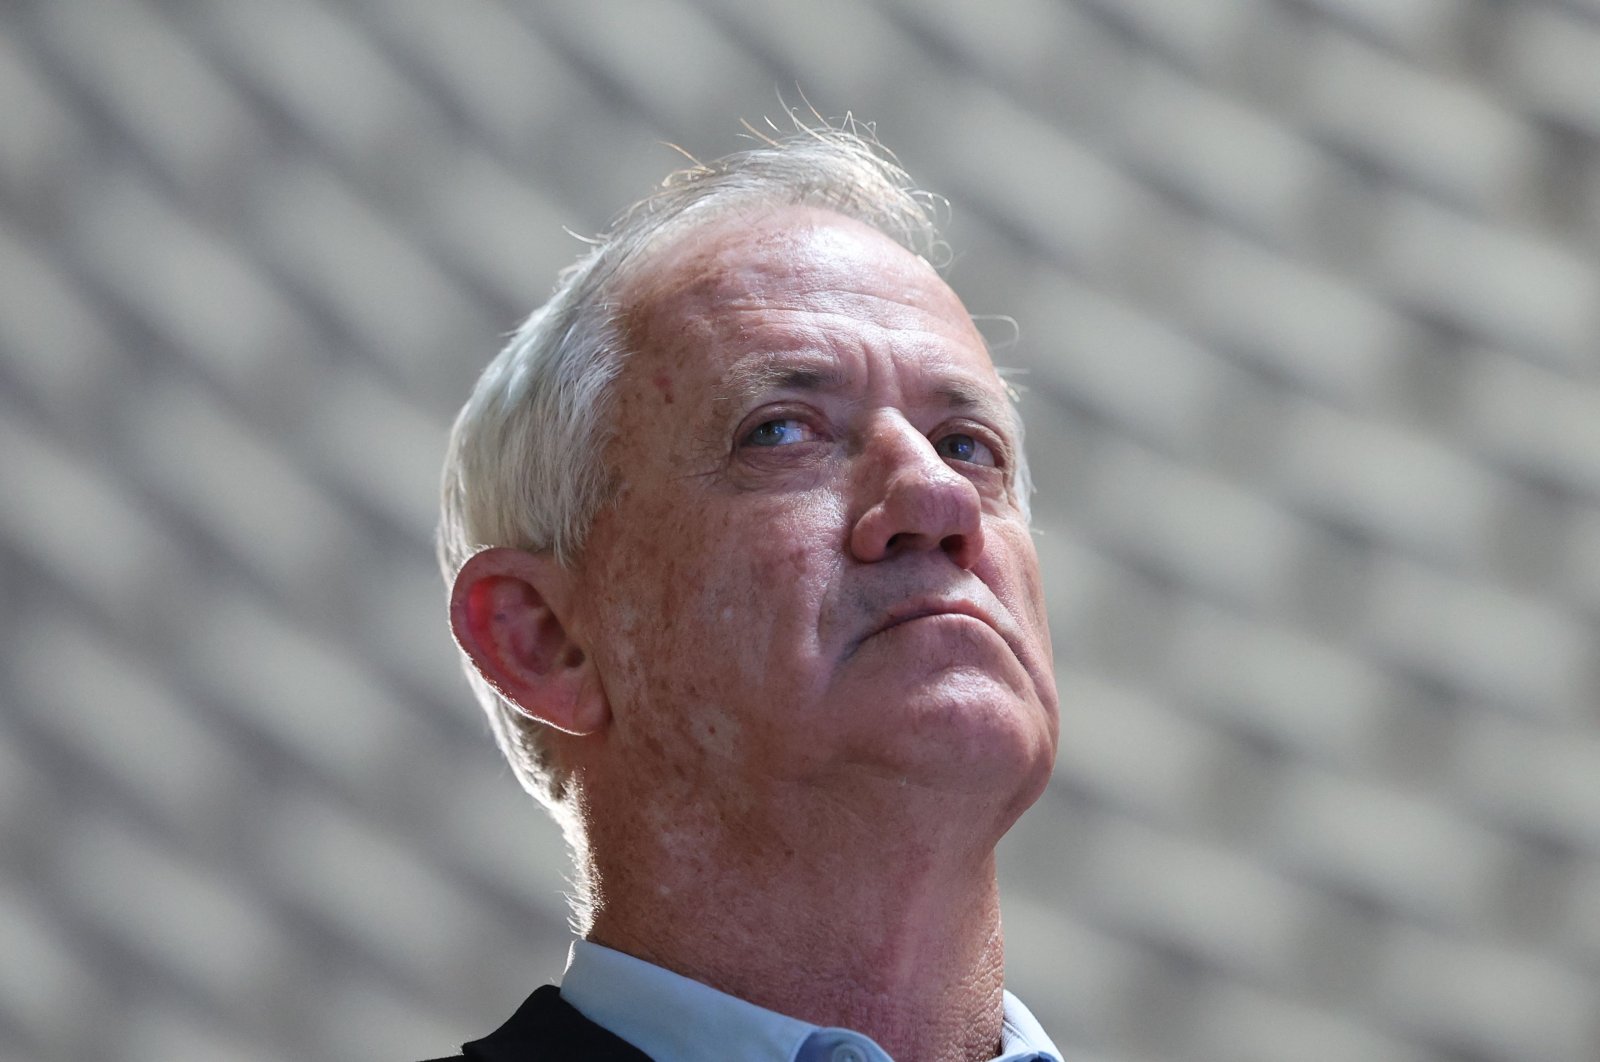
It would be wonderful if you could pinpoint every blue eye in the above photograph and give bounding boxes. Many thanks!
[745,419,817,447]
[935,432,997,466]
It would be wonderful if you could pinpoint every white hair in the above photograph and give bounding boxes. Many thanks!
[438,120,1031,822]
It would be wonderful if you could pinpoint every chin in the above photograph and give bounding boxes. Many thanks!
[858,671,1058,808]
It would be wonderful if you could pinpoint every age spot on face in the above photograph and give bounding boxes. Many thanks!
[652,374,675,404]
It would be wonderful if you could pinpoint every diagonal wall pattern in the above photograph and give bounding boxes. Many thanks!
[1,1,1597,1060]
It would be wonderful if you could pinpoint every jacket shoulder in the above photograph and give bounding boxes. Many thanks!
[419,984,652,1062]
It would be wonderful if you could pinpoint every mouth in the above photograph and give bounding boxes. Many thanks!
[855,596,1008,655]
[825,584,1055,745]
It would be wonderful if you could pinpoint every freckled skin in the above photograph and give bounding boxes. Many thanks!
[577,214,1055,791]
[555,207,1059,1062]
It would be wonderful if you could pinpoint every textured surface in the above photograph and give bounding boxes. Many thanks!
[2,1,1598,1060]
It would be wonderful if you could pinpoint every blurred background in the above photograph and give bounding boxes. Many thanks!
[2,0,1599,1060]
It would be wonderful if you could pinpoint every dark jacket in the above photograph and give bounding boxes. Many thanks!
[420,985,651,1061]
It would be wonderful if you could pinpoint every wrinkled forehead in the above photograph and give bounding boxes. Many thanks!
[614,206,993,384]
[629,205,962,310]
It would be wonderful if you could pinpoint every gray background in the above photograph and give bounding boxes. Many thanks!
[2,1,1599,1060]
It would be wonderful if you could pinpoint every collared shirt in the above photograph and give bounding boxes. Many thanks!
[559,940,1063,1062]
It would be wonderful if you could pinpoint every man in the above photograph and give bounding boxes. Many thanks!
[433,122,1061,1061]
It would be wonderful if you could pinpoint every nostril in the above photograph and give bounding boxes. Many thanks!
[884,532,908,553]
[940,532,973,564]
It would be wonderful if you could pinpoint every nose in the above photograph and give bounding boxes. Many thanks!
[849,418,985,569]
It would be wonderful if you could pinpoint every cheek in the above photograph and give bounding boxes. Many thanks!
[990,523,1054,657]
[685,493,845,689]
[585,489,846,735]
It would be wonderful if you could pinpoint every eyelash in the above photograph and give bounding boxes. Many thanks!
[735,410,1008,470]
[738,408,826,449]
[940,421,1010,471]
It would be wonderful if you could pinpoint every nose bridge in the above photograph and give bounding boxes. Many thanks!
[868,409,948,484]
[850,410,983,567]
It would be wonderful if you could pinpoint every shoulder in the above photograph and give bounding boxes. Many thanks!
[417,984,653,1062]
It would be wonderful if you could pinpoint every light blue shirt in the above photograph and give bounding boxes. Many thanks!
[560,940,1063,1062]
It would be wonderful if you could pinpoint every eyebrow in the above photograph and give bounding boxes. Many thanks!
[714,354,1016,433]
[932,380,1024,449]
[721,359,850,403]
[932,379,990,415]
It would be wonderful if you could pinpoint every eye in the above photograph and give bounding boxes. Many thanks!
[934,431,997,467]
[743,418,820,447]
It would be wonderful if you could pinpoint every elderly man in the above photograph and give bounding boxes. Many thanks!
[432,123,1061,1062]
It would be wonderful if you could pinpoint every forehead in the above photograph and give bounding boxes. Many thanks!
[615,206,1000,401]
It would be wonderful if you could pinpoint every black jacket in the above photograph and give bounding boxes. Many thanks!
[421,985,651,1061]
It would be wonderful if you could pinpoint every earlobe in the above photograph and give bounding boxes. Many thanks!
[449,547,610,736]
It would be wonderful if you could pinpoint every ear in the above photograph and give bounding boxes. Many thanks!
[448,547,610,736]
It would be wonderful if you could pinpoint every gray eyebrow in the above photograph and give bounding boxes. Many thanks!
[933,380,988,413]
[722,360,849,400]
[711,355,849,424]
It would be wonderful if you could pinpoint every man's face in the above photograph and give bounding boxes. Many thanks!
[571,206,1057,825]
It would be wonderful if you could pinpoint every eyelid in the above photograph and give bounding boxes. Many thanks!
[734,403,829,448]
[935,419,1010,469]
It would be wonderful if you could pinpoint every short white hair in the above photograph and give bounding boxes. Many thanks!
[438,119,1029,819]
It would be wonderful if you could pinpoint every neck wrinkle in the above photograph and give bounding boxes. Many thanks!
[583,779,1013,1062]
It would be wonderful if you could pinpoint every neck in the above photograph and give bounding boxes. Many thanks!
[581,781,1012,1062]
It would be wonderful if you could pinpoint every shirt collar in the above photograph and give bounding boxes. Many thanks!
[559,940,1063,1062]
